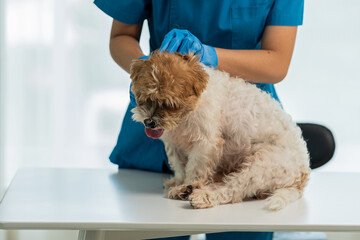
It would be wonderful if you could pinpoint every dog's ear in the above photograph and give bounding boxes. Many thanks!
[181,54,208,97]
[130,59,151,83]
[192,67,209,97]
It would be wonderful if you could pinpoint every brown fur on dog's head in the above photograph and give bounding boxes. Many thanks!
[130,51,208,133]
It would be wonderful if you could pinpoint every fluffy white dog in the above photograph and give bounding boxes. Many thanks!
[130,51,311,211]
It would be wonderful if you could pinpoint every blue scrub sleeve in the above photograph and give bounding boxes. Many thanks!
[109,104,168,172]
[94,0,151,24]
[266,0,304,26]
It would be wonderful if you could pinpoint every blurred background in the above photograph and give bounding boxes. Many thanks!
[0,0,359,239]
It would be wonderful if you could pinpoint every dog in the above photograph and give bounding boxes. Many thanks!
[130,51,311,211]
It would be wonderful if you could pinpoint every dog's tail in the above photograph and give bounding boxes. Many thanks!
[264,187,302,211]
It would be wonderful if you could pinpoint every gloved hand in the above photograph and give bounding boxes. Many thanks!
[129,55,150,107]
[160,29,218,68]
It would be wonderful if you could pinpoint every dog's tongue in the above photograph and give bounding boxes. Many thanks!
[145,128,164,139]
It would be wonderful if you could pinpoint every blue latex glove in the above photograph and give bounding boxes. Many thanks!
[129,55,150,107]
[160,29,218,68]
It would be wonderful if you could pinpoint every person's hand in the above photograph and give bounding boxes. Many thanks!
[160,29,218,68]
[129,55,149,107]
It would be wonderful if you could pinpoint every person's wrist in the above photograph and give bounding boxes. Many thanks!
[202,44,218,68]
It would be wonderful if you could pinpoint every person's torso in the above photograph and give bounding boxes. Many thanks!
[148,0,275,51]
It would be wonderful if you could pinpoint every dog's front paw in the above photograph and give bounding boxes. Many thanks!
[167,185,194,200]
[189,189,215,209]
[163,177,183,191]
[167,182,204,200]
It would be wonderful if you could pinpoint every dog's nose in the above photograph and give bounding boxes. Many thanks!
[144,118,156,129]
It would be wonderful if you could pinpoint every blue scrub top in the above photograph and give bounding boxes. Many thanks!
[94,0,304,172]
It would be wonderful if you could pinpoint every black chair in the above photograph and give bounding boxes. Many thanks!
[297,123,336,169]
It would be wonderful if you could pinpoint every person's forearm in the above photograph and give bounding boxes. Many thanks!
[109,37,289,82]
[109,35,144,74]
[215,48,291,84]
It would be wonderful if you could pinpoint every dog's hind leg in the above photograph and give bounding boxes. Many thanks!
[189,145,310,209]
[264,170,309,210]
[188,148,271,208]
[188,170,251,209]
[264,187,302,211]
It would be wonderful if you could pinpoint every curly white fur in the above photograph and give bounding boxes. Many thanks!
[161,67,311,211]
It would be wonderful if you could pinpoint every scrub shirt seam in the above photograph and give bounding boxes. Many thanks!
[266,13,303,26]
[94,0,148,24]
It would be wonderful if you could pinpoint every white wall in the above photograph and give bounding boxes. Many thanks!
[276,0,360,172]
[0,0,152,190]
[0,0,6,198]
[1,0,129,188]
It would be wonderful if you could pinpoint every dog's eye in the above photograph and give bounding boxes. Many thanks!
[161,102,170,109]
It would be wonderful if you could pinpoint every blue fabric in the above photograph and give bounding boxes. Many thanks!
[95,0,304,172]
[109,104,167,172]
[94,0,304,51]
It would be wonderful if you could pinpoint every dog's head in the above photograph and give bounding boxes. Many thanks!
[130,51,209,139]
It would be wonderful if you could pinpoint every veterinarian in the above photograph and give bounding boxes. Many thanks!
[95,0,304,239]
